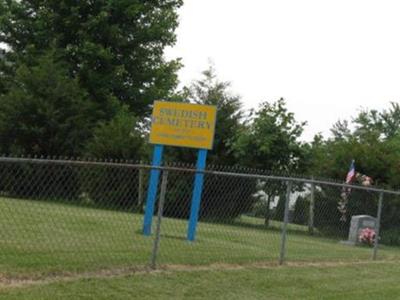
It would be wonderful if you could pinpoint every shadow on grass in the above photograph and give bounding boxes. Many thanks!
[160,234,187,241]
[133,229,187,242]
[198,216,347,241]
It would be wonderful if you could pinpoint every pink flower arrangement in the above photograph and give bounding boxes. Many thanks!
[358,227,376,246]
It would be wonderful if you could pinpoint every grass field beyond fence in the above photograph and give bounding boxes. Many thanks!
[1,196,400,280]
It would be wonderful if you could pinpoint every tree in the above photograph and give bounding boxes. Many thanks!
[162,66,249,220]
[231,98,307,225]
[0,0,182,117]
[165,65,244,165]
[0,52,99,156]
[353,102,400,140]
[82,108,147,211]
[307,104,400,188]
[232,98,306,171]
[304,103,400,238]
[85,106,147,160]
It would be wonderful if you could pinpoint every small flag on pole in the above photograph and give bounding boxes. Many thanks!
[345,160,356,184]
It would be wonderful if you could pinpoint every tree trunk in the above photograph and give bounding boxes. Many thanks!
[264,195,272,227]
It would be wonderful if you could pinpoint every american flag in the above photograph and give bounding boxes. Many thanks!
[345,160,356,184]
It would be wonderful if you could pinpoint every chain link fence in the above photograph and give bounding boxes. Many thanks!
[1,156,400,278]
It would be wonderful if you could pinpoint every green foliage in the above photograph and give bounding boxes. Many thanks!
[166,66,243,166]
[85,107,147,160]
[83,109,147,210]
[163,172,257,221]
[310,187,379,238]
[273,195,286,222]
[0,52,99,156]
[306,103,400,188]
[162,67,252,220]
[293,196,309,225]
[0,0,182,116]
[81,165,141,211]
[251,199,269,218]
[200,175,256,220]
[163,172,193,218]
[0,0,182,157]
[232,98,306,172]
[312,188,346,237]
[0,161,81,201]
[232,98,306,225]
[0,158,143,211]
[303,104,400,240]
[186,67,243,166]
[380,228,400,246]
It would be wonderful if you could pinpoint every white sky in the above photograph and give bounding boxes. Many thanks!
[165,0,400,141]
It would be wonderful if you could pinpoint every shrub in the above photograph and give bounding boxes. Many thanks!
[162,172,257,221]
[293,196,309,225]
[380,228,400,246]
[0,160,81,201]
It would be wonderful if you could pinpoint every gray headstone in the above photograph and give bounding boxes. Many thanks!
[348,215,377,244]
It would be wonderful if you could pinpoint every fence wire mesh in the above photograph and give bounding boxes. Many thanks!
[1,156,400,278]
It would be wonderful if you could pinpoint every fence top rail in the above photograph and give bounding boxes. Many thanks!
[1,156,400,196]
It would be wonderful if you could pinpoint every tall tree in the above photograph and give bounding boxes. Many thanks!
[85,106,147,160]
[307,103,400,188]
[353,102,400,140]
[303,104,400,237]
[232,98,306,172]
[0,0,182,155]
[231,98,307,225]
[161,66,249,220]
[0,0,182,116]
[166,66,244,165]
[0,52,99,155]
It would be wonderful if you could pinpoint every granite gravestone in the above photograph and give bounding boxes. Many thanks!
[348,215,377,245]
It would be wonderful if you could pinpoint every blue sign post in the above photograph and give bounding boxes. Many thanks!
[143,144,164,236]
[142,101,217,241]
[187,149,208,241]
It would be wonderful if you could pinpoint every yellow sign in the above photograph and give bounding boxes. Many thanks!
[149,101,217,149]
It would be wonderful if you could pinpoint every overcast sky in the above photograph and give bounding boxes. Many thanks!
[165,0,400,141]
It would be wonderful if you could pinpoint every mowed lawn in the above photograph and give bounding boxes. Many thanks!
[1,197,400,279]
[1,262,400,299]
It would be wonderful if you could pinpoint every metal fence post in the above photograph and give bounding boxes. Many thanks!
[138,167,144,212]
[150,170,168,269]
[372,192,384,260]
[308,180,315,235]
[279,181,292,265]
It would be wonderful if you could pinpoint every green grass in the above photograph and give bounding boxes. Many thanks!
[1,196,400,279]
[1,262,400,299]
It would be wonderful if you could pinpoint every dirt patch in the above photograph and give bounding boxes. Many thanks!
[1,259,398,291]
[0,266,153,291]
[162,259,394,272]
